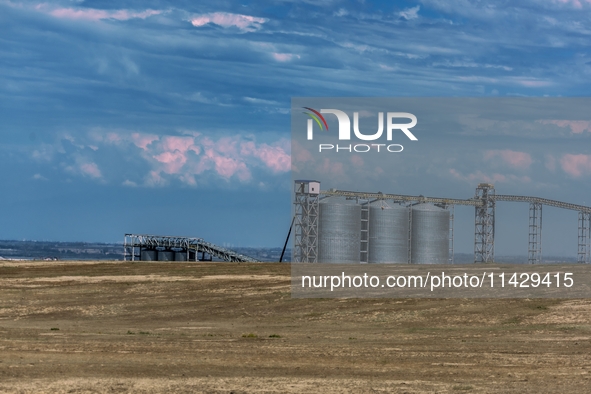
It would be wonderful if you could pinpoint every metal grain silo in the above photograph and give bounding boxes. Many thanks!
[140,249,157,261]
[411,204,449,264]
[174,251,187,261]
[318,197,361,263]
[368,201,409,264]
[158,250,174,261]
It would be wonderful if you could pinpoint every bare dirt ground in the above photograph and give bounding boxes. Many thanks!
[0,261,590,393]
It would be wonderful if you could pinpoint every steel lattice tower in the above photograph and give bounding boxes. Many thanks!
[528,203,543,264]
[578,212,591,264]
[293,180,320,263]
[447,204,455,264]
[474,183,495,263]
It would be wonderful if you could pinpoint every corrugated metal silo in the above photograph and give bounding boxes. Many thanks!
[174,251,187,261]
[368,201,409,263]
[318,197,361,263]
[158,250,174,261]
[140,249,157,261]
[411,204,449,264]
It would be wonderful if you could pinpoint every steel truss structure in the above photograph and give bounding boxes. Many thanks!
[578,212,591,264]
[293,181,319,263]
[296,182,591,264]
[528,203,543,264]
[123,234,259,263]
[359,198,370,264]
[474,184,496,263]
[446,204,455,264]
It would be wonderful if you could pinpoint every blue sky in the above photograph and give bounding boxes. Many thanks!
[1,0,591,252]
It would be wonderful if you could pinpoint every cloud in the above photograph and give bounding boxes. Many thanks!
[243,97,280,106]
[39,131,290,186]
[122,180,137,187]
[554,0,591,8]
[292,141,314,164]
[272,53,300,62]
[319,158,345,179]
[241,141,291,173]
[161,136,200,155]
[449,169,531,184]
[398,6,420,20]
[484,150,533,169]
[32,144,59,162]
[32,173,48,181]
[208,154,251,181]
[539,120,591,134]
[131,133,159,151]
[378,63,396,71]
[432,60,513,71]
[190,12,268,32]
[38,5,163,21]
[77,162,102,179]
[560,154,591,177]
[153,151,188,174]
[350,155,364,166]
[513,78,553,87]
[145,170,167,187]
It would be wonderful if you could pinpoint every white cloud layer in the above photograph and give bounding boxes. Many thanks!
[190,12,268,32]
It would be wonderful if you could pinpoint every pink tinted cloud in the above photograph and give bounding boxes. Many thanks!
[241,141,290,173]
[539,120,591,134]
[190,12,267,31]
[179,174,197,186]
[350,155,364,166]
[320,158,345,178]
[160,135,199,154]
[197,147,251,181]
[484,149,532,169]
[272,53,300,62]
[294,148,312,163]
[131,133,159,150]
[291,141,313,164]
[145,170,166,187]
[554,0,591,8]
[215,136,240,155]
[560,154,591,177]
[254,145,290,173]
[80,162,102,178]
[213,156,251,181]
[87,131,289,185]
[106,132,122,144]
[48,7,161,21]
[153,151,187,174]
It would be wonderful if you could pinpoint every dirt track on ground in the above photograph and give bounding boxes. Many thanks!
[0,261,590,393]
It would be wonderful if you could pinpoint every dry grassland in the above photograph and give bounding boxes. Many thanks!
[0,261,590,393]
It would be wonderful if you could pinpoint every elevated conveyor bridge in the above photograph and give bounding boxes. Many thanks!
[124,234,260,263]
